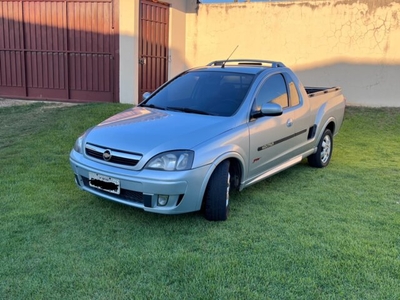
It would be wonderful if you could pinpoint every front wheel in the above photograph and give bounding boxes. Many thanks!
[308,129,333,168]
[204,160,230,221]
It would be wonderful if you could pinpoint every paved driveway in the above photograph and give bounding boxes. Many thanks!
[0,98,78,108]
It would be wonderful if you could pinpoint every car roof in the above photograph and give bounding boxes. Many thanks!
[191,66,266,75]
[189,59,287,75]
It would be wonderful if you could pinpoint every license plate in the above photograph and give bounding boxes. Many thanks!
[88,172,120,195]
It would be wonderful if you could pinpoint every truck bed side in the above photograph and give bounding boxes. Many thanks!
[303,86,345,138]
[305,87,341,97]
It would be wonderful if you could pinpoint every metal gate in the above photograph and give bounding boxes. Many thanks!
[139,0,169,98]
[0,0,118,102]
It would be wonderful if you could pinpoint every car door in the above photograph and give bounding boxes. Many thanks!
[247,73,297,182]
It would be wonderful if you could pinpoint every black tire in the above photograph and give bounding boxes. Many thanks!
[204,160,230,221]
[308,129,333,168]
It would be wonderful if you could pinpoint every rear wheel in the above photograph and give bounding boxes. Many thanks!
[204,160,230,221]
[308,129,333,168]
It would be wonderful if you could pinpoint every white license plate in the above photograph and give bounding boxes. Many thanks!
[88,172,120,195]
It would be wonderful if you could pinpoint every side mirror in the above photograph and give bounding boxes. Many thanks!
[142,92,152,101]
[261,103,283,116]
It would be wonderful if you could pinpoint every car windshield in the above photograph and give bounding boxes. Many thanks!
[140,71,254,117]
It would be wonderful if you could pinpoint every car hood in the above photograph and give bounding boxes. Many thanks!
[85,107,235,155]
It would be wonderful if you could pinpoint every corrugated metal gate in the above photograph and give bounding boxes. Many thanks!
[0,0,118,102]
[139,0,169,97]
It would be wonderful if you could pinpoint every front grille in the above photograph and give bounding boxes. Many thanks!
[86,148,104,160]
[82,177,144,204]
[85,143,141,167]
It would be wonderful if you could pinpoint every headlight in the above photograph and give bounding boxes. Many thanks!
[73,135,85,153]
[73,129,92,153]
[145,151,194,171]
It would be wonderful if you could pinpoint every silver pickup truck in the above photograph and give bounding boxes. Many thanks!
[70,59,346,221]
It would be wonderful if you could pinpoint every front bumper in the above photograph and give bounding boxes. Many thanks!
[69,150,211,214]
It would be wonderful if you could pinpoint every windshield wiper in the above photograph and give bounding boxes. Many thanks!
[166,106,213,116]
[140,104,166,110]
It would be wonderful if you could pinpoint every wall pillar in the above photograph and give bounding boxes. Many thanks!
[119,0,140,104]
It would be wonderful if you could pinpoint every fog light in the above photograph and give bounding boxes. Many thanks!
[157,195,169,206]
[74,175,81,186]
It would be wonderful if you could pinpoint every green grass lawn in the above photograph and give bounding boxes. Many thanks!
[0,103,399,299]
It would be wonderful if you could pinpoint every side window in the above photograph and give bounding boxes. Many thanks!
[254,74,288,112]
[288,81,300,107]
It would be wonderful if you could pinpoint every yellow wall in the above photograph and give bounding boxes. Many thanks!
[119,0,140,104]
[186,1,400,106]
[168,0,188,79]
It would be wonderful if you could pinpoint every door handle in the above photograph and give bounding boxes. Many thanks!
[286,119,293,127]
[139,58,146,65]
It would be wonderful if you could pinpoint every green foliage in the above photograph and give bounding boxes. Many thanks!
[0,104,399,299]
